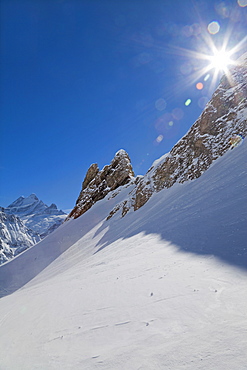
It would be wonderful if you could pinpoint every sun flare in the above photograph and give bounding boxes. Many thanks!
[208,49,233,72]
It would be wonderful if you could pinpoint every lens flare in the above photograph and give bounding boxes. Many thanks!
[208,49,232,72]
[172,107,184,120]
[156,134,163,143]
[215,2,231,18]
[164,6,246,110]
[185,99,192,106]
[155,98,167,111]
[198,96,209,109]
[196,82,204,90]
[238,0,247,7]
[207,21,220,35]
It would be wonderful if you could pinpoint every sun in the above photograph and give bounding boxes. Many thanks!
[208,49,233,72]
[166,22,246,96]
[177,34,246,92]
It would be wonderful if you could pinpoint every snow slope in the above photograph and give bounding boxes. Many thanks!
[0,140,246,370]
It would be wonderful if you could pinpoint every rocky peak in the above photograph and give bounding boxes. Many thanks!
[81,163,99,192]
[29,193,39,200]
[49,203,57,209]
[69,55,246,221]
[107,55,247,218]
[68,149,135,219]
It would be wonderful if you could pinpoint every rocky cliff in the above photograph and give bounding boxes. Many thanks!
[69,54,246,221]
[107,55,247,218]
[68,150,135,219]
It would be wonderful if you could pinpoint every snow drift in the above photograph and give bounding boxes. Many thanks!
[0,136,246,369]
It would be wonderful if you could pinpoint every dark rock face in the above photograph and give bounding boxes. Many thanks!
[146,64,246,187]
[81,164,99,192]
[68,150,135,219]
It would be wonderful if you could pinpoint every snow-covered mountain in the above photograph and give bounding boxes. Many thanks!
[0,54,246,369]
[5,193,67,234]
[0,133,246,370]
[0,194,67,264]
[0,208,41,265]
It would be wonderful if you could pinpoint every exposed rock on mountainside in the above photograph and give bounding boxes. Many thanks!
[68,55,246,221]
[68,150,135,219]
[108,55,247,218]
[0,207,41,265]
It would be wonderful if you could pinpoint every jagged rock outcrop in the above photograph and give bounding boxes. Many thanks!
[0,207,41,265]
[68,150,135,219]
[82,163,99,190]
[108,54,247,218]
[69,54,246,221]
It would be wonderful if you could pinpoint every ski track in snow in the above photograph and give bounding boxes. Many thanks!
[0,140,246,369]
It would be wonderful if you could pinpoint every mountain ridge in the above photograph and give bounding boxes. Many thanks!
[69,57,247,221]
[1,136,246,298]
[0,194,67,264]
[6,193,65,218]
[5,193,66,234]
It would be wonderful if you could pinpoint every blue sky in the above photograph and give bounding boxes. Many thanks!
[1,0,246,211]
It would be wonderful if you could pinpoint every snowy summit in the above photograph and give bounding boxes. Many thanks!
[5,193,66,234]
[0,194,67,264]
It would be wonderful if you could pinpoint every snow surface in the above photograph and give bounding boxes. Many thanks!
[0,140,246,369]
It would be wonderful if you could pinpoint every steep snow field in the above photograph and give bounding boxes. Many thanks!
[0,140,246,370]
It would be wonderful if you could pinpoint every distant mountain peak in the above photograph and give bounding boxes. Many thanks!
[4,195,66,233]
[28,193,38,200]
[0,208,41,265]
[48,203,58,209]
[0,194,67,264]
[8,196,25,207]
[6,194,65,217]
